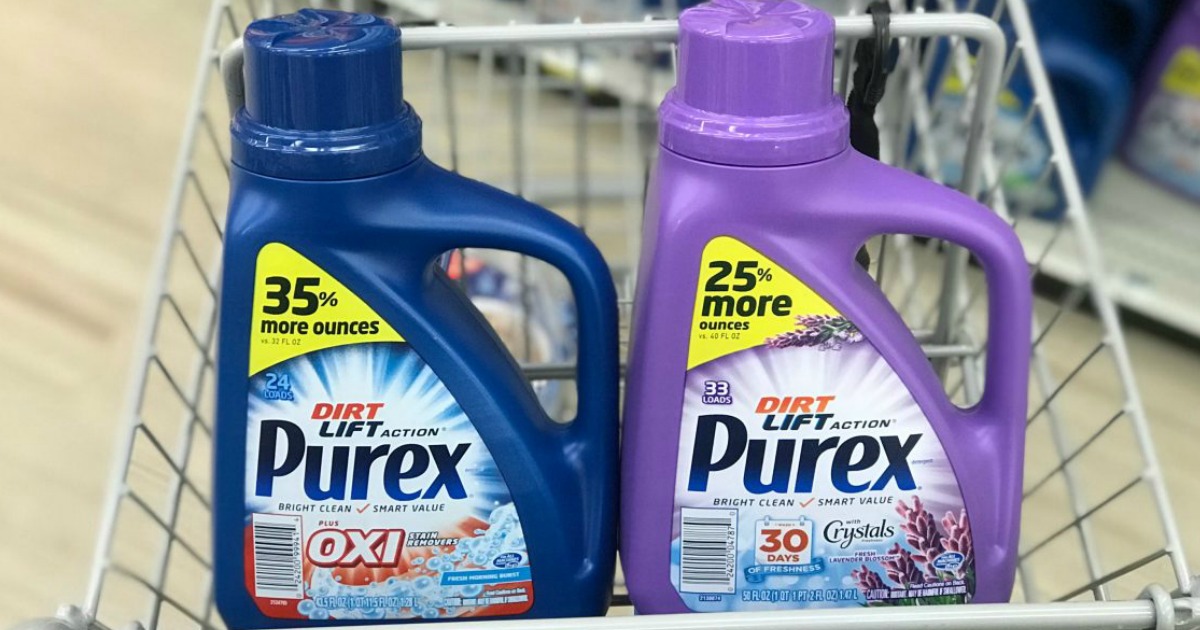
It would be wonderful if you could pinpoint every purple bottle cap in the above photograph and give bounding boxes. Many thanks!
[660,0,849,166]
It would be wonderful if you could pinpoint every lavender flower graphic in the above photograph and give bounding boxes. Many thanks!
[849,495,975,606]
[881,543,924,587]
[852,565,888,596]
[765,314,864,350]
[896,496,945,572]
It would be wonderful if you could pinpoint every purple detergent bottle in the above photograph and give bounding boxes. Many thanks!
[1122,0,1200,201]
[621,0,1032,613]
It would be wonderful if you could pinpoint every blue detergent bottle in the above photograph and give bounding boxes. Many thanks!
[1026,0,1166,74]
[213,10,619,628]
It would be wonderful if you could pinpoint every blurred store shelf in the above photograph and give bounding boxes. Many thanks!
[1018,161,1200,338]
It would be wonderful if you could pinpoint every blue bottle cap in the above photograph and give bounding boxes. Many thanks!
[233,9,422,180]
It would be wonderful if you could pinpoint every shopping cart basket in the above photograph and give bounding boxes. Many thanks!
[17,0,1198,628]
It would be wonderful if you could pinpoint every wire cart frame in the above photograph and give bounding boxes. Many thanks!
[19,0,1198,629]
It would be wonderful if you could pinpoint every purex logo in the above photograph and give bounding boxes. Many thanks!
[687,414,921,494]
[255,419,471,501]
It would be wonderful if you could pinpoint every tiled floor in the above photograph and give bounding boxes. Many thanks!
[1,1,1197,627]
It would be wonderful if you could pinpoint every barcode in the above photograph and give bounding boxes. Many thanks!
[679,507,737,594]
[252,513,304,600]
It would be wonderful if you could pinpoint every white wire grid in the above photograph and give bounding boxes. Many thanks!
[26,0,1197,629]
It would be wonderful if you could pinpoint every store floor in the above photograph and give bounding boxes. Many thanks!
[1,1,1196,626]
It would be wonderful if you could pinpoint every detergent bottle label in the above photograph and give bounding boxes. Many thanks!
[1128,46,1200,198]
[671,237,973,611]
[244,243,533,621]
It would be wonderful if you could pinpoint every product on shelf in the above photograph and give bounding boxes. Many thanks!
[1024,0,1165,74]
[1123,0,1200,201]
[212,10,619,626]
[1020,0,1168,210]
[1034,38,1132,204]
[926,0,1156,219]
[621,0,1032,613]
[928,61,1059,214]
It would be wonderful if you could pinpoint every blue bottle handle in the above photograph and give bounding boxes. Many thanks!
[430,186,621,448]
[415,183,619,575]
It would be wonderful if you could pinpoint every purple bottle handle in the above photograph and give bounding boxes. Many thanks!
[821,157,1032,603]
[810,154,1030,439]
[858,176,1030,430]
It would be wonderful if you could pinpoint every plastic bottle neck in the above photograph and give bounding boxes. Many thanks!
[231,107,424,181]
[658,90,849,167]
